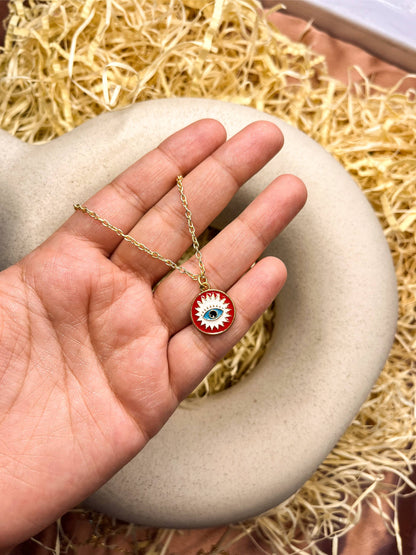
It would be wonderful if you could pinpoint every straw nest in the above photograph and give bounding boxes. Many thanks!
[1,0,415,553]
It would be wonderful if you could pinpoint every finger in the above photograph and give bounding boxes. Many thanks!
[167,257,287,401]
[109,121,284,281]
[154,173,307,335]
[62,119,227,254]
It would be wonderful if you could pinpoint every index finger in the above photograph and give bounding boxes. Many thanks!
[62,119,227,255]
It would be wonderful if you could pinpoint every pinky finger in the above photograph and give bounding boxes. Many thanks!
[167,256,287,401]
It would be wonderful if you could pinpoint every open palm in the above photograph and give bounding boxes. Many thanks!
[0,119,306,550]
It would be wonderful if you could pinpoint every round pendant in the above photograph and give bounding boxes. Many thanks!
[191,289,235,335]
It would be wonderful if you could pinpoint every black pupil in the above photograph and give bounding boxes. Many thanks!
[209,310,218,319]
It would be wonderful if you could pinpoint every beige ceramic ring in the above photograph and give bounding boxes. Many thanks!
[0,98,397,528]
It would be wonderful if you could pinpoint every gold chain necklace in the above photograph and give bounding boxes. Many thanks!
[74,176,235,335]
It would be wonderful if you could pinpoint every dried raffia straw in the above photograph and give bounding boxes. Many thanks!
[0,0,416,553]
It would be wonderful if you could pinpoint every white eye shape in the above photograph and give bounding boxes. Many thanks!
[191,290,235,334]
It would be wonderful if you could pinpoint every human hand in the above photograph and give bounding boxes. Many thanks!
[0,119,306,550]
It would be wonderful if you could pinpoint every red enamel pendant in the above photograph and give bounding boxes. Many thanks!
[191,289,235,335]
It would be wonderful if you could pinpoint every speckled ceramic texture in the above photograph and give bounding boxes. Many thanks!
[0,98,398,528]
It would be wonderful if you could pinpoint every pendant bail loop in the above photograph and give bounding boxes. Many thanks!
[198,274,210,292]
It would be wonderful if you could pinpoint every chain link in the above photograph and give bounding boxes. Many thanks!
[74,176,210,290]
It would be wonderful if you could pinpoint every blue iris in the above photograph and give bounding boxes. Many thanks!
[203,308,223,321]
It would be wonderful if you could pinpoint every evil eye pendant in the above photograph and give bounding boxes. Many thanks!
[191,289,235,335]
